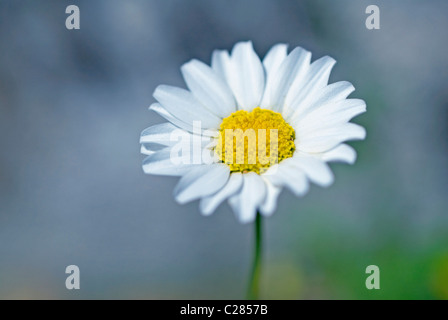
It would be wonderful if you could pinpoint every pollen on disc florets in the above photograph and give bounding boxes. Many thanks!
[215,107,296,174]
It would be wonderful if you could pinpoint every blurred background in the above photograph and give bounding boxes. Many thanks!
[0,0,447,299]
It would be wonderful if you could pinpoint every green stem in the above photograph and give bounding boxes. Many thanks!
[247,211,262,300]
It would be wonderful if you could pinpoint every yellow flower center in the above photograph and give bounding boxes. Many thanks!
[215,107,296,174]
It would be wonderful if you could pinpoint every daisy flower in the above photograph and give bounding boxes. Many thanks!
[141,41,366,224]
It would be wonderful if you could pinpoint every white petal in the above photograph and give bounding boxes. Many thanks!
[259,178,282,217]
[150,103,195,133]
[174,164,230,204]
[141,145,155,156]
[262,43,288,79]
[142,148,198,176]
[199,172,243,216]
[320,144,357,164]
[140,122,215,155]
[150,103,219,137]
[141,143,166,155]
[298,123,366,153]
[285,81,355,122]
[289,155,334,187]
[181,59,236,118]
[294,99,366,133]
[228,172,266,223]
[228,41,265,111]
[140,124,181,155]
[211,49,232,82]
[283,56,336,117]
[264,163,309,197]
[153,85,222,129]
[261,47,311,112]
[140,122,183,146]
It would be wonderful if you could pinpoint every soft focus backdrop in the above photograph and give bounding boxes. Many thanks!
[1,0,447,299]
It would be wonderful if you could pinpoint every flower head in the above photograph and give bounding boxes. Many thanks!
[141,41,366,223]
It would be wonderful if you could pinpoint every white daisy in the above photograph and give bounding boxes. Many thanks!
[141,41,366,223]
